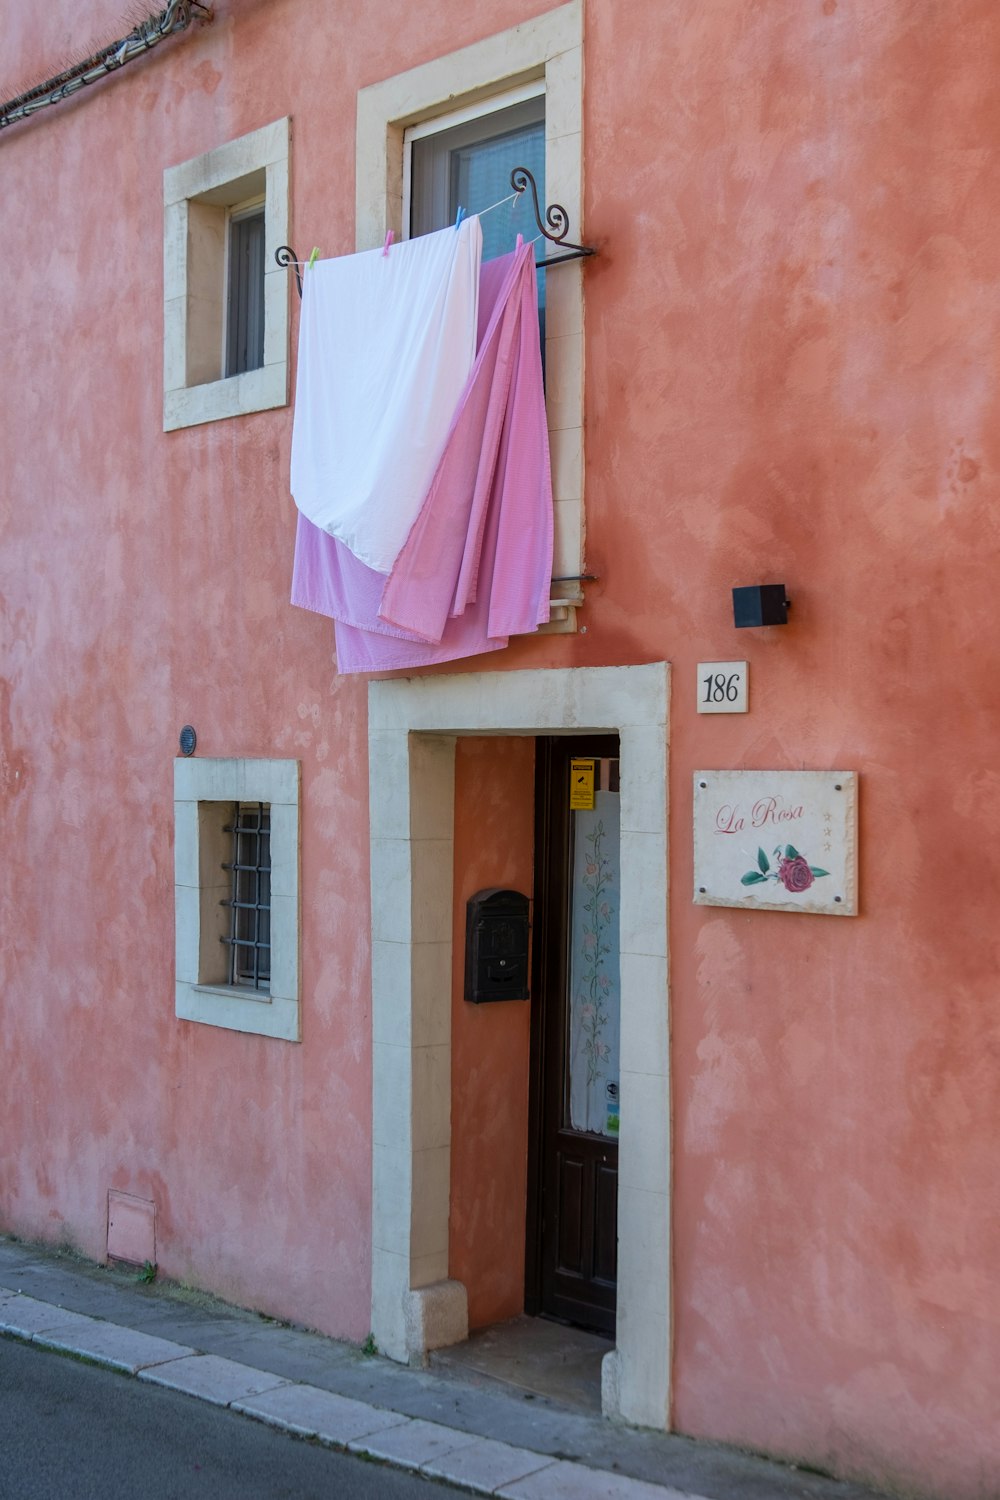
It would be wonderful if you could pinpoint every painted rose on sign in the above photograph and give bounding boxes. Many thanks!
[741,845,829,892]
[777,854,814,892]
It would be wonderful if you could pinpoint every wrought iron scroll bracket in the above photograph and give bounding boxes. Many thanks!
[275,245,302,299]
[509,166,595,267]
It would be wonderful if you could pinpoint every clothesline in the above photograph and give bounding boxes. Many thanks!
[282,190,525,270]
[282,232,544,272]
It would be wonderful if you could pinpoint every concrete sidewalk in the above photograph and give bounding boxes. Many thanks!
[0,1237,887,1500]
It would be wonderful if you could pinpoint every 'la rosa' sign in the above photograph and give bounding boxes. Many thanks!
[693,770,858,916]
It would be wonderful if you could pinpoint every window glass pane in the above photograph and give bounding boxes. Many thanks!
[410,97,546,317]
[226,210,265,378]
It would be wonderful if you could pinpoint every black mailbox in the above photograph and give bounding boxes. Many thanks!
[464,888,530,1004]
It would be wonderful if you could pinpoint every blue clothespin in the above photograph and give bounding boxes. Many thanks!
[454,205,465,231]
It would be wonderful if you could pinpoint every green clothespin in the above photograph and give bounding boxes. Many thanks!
[307,246,320,270]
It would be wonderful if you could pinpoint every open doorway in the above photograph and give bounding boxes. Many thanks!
[526,736,621,1339]
[436,734,619,1411]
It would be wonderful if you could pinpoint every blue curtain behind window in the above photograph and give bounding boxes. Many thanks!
[449,122,544,260]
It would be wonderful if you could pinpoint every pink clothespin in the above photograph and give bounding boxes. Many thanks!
[382,230,394,257]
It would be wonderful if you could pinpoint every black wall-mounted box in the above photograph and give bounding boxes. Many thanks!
[464,888,530,1004]
[733,584,789,627]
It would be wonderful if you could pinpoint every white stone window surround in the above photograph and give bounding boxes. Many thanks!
[368,662,671,1432]
[174,757,301,1042]
[163,117,290,432]
[356,1,585,630]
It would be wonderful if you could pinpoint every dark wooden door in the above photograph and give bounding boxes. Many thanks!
[526,736,620,1337]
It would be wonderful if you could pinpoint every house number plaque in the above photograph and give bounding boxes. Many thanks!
[697,661,748,713]
[694,770,858,916]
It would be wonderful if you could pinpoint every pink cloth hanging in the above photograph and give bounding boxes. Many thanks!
[290,240,552,673]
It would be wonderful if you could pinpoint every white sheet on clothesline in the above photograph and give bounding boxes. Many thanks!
[290,217,482,573]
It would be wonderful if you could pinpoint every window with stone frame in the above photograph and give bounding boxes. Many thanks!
[163,117,289,431]
[173,758,299,1041]
[356,0,585,629]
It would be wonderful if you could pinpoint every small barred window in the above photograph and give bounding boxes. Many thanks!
[221,802,271,990]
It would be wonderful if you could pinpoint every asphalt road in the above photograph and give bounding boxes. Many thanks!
[0,1335,457,1499]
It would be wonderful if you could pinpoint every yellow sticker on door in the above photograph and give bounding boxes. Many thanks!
[570,758,596,810]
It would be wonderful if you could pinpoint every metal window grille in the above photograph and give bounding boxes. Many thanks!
[221,802,271,990]
[226,208,265,377]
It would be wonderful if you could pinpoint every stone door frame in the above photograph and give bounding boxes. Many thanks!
[368,662,671,1428]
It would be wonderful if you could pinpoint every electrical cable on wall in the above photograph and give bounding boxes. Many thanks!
[0,0,212,132]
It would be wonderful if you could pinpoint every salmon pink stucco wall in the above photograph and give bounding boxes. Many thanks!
[450,738,535,1330]
[2,1,1000,1496]
[573,4,1000,1495]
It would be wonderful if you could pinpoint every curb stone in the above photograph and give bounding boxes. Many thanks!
[0,1283,711,1499]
